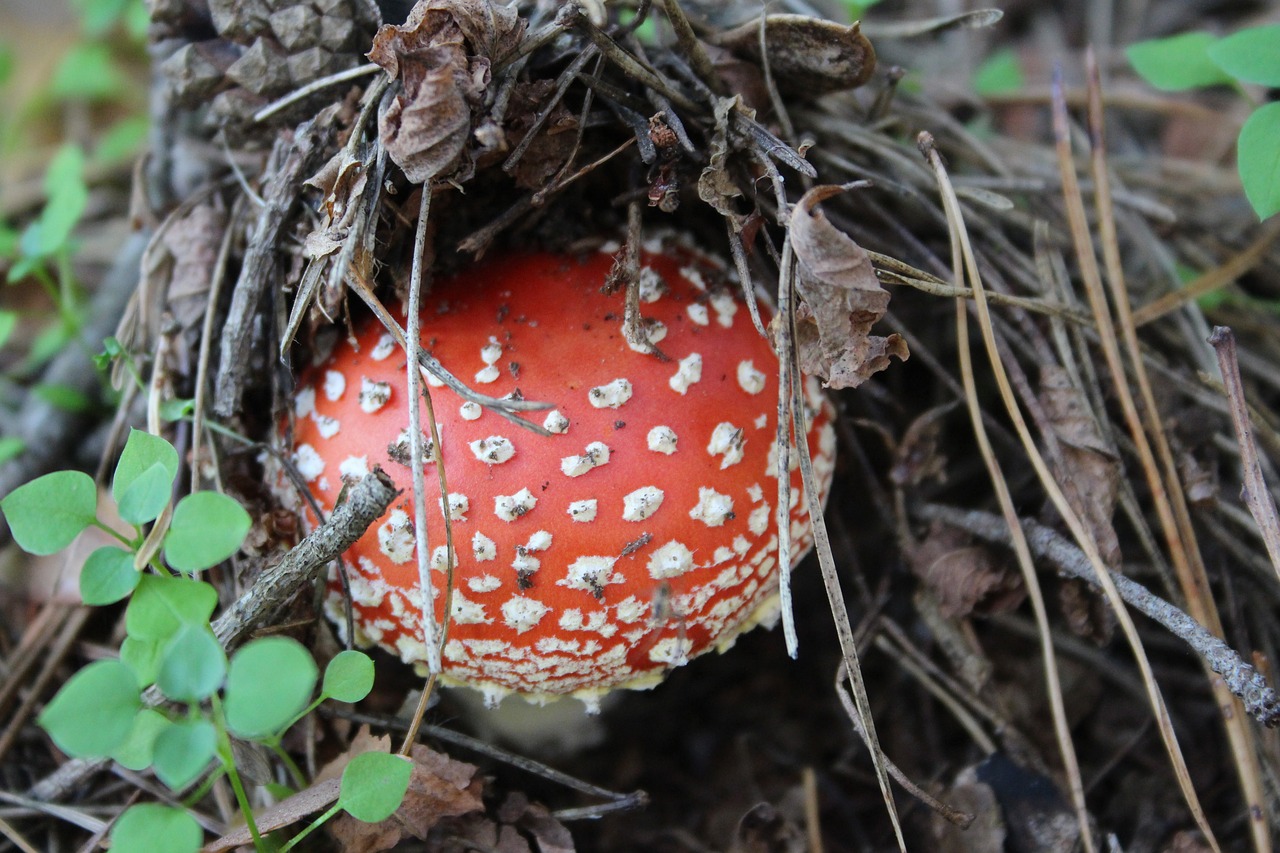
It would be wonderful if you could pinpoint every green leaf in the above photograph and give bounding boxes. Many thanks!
[0,437,24,464]
[1207,24,1280,87]
[113,429,180,504]
[1126,32,1235,91]
[94,115,149,164]
[73,0,134,36]
[0,43,14,86]
[51,44,126,101]
[120,636,163,687]
[117,462,173,525]
[80,546,140,605]
[152,719,216,791]
[339,752,412,823]
[0,310,16,347]
[323,650,375,703]
[125,574,218,643]
[37,145,88,256]
[159,397,196,422]
[32,383,93,413]
[37,660,140,758]
[1,470,97,555]
[110,708,172,771]
[156,624,226,703]
[164,491,251,572]
[1238,102,1280,220]
[224,637,318,740]
[973,48,1024,95]
[110,804,201,853]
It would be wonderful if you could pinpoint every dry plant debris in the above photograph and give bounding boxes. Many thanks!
[1,0,1280,851]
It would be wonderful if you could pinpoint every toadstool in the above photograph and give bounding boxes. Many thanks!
[283,241,836,709]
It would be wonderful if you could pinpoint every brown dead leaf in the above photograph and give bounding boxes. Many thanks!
[909,521,1025,618]
[203,778,342,852]
[707,15,876,97]
[326,741,484,852]
[927,766,1005,853]
[890,404,953,487]
[1038,365,1121,570]
[368,0,525,184]
[788,184,907,389]
[697,95,748,224]
[727,802,805,853]
[502,79,579,190]
[163,201,227,333]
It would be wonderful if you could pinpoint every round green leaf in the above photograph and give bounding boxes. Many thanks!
[163,491,251,572]
[1238,102,1280,221]
[152,718,216,791]
[120,636,162,687]
[1126,32,1234,91]
[110,804,201,853]
[973,48,1024,96]
[224,637,318,739]
[157,625,226,703]
[80,546,139,605]
[117,462,173,525]
[112,429,179,508]
[1,470,97,555]
[125,574,218,643]
[110,708,172,771]
[339,752,412,823]
[1207,24,1280,87]
[37,660,140,758]
[323,650,375,703]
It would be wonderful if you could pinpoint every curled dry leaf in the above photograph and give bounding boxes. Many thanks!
[368,0,525,183]
[707,15,876,97]
[908,520,1025,618]
[303,148,369,261]
[502,79,579,190]
[441,792,576,853]
[697,95,748,224]
[728,802,806,853]
[162,201,227,334]
[788,184,908,389]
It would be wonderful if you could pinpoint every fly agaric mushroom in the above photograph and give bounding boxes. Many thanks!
[285,242,836,708]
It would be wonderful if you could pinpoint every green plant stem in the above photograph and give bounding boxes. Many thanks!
[267,741,307,791]
[210,695,266,851]
[278,802,342,853]
[91,519,137,549]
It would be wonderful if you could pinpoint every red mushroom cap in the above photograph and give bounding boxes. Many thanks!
[285,243,836,706]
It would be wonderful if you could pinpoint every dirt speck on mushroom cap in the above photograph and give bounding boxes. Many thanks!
[286,247,836,704]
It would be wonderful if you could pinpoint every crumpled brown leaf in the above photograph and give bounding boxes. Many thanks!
[368,0,525,183]
[727,802,805,853]
[326,739,485,852]
[1039,365,1121,569]
[927,766,1006,853]
[440,792,576,853]
[697,95,748,224]
[908,520,1025,618]
[788,184,907,388]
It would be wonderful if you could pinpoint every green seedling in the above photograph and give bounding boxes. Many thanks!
[1127,24,1280,219]
[0,431,404,852]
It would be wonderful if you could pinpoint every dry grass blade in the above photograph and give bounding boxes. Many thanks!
[919,135,1094,853]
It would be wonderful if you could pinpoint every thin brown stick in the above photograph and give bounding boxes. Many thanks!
[1209,327,1280,580]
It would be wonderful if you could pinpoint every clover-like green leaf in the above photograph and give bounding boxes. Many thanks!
[322,650,375,703]
[224,637,317,740]
[156,624,226,703]
[117,462,174,526]
[121,635,163,688]
[125,574,218,643]
[37,660,140,758]
[152,718,216,791]
[1,470,97,555]
[110,708,172,771]
[110,804,201,853]
[113,429,179,516]
[164,492,251,572]
[1207,24,1280,87]
[1238,102,1280,220]
[1126,32,1234,91]
[79,546,139,605]
[339,752,412,823]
